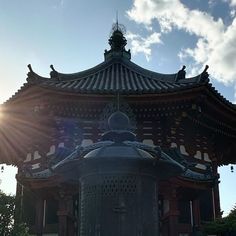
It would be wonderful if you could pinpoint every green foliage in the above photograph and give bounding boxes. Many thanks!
[204,204,236,235]
[228,205,236,219]
[0,190,29,236]
[0,190,15,235]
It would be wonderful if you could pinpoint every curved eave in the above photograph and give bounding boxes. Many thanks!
[4,57,235,115]
[162,148,215,183]
[205,83,236,113]
[178,171,214,183]
[4,79,236,123]
[28,58,197,83]
[2,83,32,105]
[25,58,205,92]
[16,173,63,189]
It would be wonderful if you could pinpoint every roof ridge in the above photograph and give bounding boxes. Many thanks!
[26,57,207,83]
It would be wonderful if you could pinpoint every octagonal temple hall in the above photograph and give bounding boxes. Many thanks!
[0,24,236,236]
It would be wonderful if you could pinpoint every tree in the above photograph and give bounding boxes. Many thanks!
[0,190,29,236]
[204,204,236,236]
[0,190,15,235]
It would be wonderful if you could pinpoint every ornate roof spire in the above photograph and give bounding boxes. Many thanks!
[104,20,131,61]
[116,10,119,30]
[109,23,127,52]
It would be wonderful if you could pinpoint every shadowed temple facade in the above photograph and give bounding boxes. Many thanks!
[0,24,236,236]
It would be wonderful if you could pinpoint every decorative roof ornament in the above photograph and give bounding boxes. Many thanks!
[27,64,52,83]
[27,64,33,73]
[27,64,36,81]
[104,19,131,61]
[175,65,186,81]
[199,65,209,82]
[50,65,59,80]
[109,22,127,52]
[112,11,126,34]
[111,21,126,36]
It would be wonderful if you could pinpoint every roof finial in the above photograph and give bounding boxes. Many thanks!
[203,65,209,73]
[50,64,59,79]
[175,65,186,81]
[27,64,33,73]
[50,64,56,72]
[26,64,36,81]
[116,11,119,30]
[104,19,131,61]
[199,65,209,82]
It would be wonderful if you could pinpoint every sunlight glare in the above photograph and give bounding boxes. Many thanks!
[0,106,2,121]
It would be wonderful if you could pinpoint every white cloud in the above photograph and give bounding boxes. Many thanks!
[127,0,236,89]
[126,31,162,60]
[228,0,236,7]
[209,0,217,8]
[230,9,236,17]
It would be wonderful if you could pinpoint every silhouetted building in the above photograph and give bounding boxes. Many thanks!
[0,23,236,236]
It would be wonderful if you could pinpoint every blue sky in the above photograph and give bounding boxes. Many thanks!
[0,0,235,216]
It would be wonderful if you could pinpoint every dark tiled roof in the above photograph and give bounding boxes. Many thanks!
[4,56,236,114]
[26,58,207,94]
[163,148,214,181]
[3,25,235,109]
[20,141,213,182]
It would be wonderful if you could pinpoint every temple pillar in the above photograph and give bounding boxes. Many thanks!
[57,212,67,236]
[212,183,221,218]
[212,163,221,218]
[57,191,74,236]
[35,197,44,236]
[168,187,179,236]
[14,182,23,224]
[192,199,201,232]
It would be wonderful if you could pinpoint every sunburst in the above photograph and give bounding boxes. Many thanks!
[0,101,52,165]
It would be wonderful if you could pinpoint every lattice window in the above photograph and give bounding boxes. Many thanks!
[102,176,137,196]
